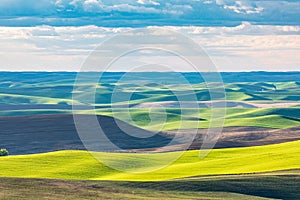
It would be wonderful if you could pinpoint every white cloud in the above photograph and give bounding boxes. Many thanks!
[203,0,213,4]
[155,22,300,36]
[29,26,59,37]
[0,23,299,71]
[53,0,162,14]
[217,0,264,14]
[83,0,104,12]
[0,0,299,26]
[137,0,160,6]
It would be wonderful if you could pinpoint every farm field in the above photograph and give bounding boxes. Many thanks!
[0,72,299,106]
[0,72,299,199]
[0,114,300,155]
[1,0,300,198]
[0,140,300,181]
[1,171,300,200]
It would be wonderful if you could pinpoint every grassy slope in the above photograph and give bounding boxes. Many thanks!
[1,77,299,105]
[96,107,300,130]
[0,78,299,130]
[0,107,298,130]
[0,140,299,181]
[2,172,300,200]
[0,93,79,105]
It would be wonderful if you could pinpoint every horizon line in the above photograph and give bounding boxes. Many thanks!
[0,71,299,73]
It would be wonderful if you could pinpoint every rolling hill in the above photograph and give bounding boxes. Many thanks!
[0,140,299,181]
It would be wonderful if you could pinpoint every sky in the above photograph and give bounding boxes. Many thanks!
[0,0,299,71]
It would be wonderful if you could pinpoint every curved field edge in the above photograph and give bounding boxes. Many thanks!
[0,107,299,130]
[1,172,300,200]
[90,107,300,130]
[0,140,299,181]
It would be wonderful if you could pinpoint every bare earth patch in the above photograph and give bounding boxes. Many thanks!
[0,114,299,154]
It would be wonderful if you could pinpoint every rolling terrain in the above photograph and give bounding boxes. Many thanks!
[0,72,299,106]
[0,140,299,181]
[0,114,299,155]
[0,72,299,199]
[0,114,174,155]
[1,171,300,199]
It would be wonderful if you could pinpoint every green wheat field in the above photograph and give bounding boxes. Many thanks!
[0,72,299,199]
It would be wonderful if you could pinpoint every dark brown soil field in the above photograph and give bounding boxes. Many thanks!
[1,170,300,199]
[181,126,300,151]
[137,126,300,152]
[0,114,174,155]
[0,114,299,155]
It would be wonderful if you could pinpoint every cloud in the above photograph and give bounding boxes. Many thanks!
[183,22,300,35]
[83,0,105,12]
[216,0,263,14]
[29,26,59,37]
[137,0,160,6]
[0,23,299,71]
[224,1,263,14]
[0,0,299,26]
